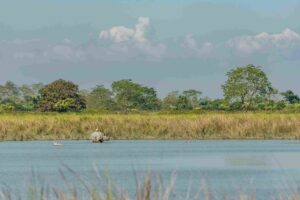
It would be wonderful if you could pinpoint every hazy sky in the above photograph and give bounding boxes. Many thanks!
[0,0,300,97]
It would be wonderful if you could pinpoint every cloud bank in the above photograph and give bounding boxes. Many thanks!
[227,29,300,55]
[1,23,299,69]
[0,16,300,95]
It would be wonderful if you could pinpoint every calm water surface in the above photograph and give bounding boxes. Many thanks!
[1,140,300,199]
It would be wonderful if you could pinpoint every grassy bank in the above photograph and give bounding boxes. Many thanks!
[0,112,300,141]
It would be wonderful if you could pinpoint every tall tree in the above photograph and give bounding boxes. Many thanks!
[18,84,38,111]
[38,79,86,112]
[19,85,35,101]
[31,83,44,96]
[281,90,300,104]
[112,79,160,111]
[176,95,192,110]
[162,91,180,110]
[222,64,276,110]
[0,81,20,102]
[182,89,202,108]
[86,85,115,110]
[163,90,201,110]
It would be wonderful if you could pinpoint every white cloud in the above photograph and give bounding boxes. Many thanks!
[134,17,149,42]
[227,28,300,55]
[182,34,214,57]
[100,26,135,43]
[0,31,167,70]
[99,17,150,43]
[99,17,166,60]
[2,28,299,76]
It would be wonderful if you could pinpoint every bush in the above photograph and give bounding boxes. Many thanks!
[54,98,76,112]
[0,103,16,112]
[275,100,286,110]
[284,103,300,112]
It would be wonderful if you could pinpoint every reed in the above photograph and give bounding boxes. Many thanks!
[0,112,300,141]
[1,167,300,200]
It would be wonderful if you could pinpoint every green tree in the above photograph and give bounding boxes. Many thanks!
[163,90,202,110]
[0,81,20,102]
[19,85,33,101]
[31,83,44,95]
[176,95,192,110]
[18,84,43,111]
[112,79,160,111]
[162,91,180,110]
[182,89,202,109]
[222,64,276,110]
[38,79,86,112]
[281,90,300,104]
[0,81,26,111]
[86,85,116,110]
[138,87,161,110]
[200,98,228,110]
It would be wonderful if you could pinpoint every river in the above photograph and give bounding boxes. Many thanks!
[1,140,300,199]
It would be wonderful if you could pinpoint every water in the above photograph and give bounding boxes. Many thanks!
[1,140,300,199]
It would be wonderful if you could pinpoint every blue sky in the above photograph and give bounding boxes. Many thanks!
[0,0,300,97]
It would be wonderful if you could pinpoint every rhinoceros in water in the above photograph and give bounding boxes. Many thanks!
[90,129,110,143]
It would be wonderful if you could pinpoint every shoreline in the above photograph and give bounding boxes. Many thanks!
[1,138,300,142]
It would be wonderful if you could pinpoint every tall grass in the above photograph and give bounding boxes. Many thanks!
[1,167,300,200]
[0,112,300,141]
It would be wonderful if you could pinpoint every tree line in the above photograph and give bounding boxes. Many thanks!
[0,64,299,112]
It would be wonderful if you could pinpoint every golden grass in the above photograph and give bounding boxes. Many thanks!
[0,112,300,141]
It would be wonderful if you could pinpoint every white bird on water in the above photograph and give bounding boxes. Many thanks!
[53,141,63,146]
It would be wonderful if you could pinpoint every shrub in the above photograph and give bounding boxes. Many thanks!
[0,103,16,112]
